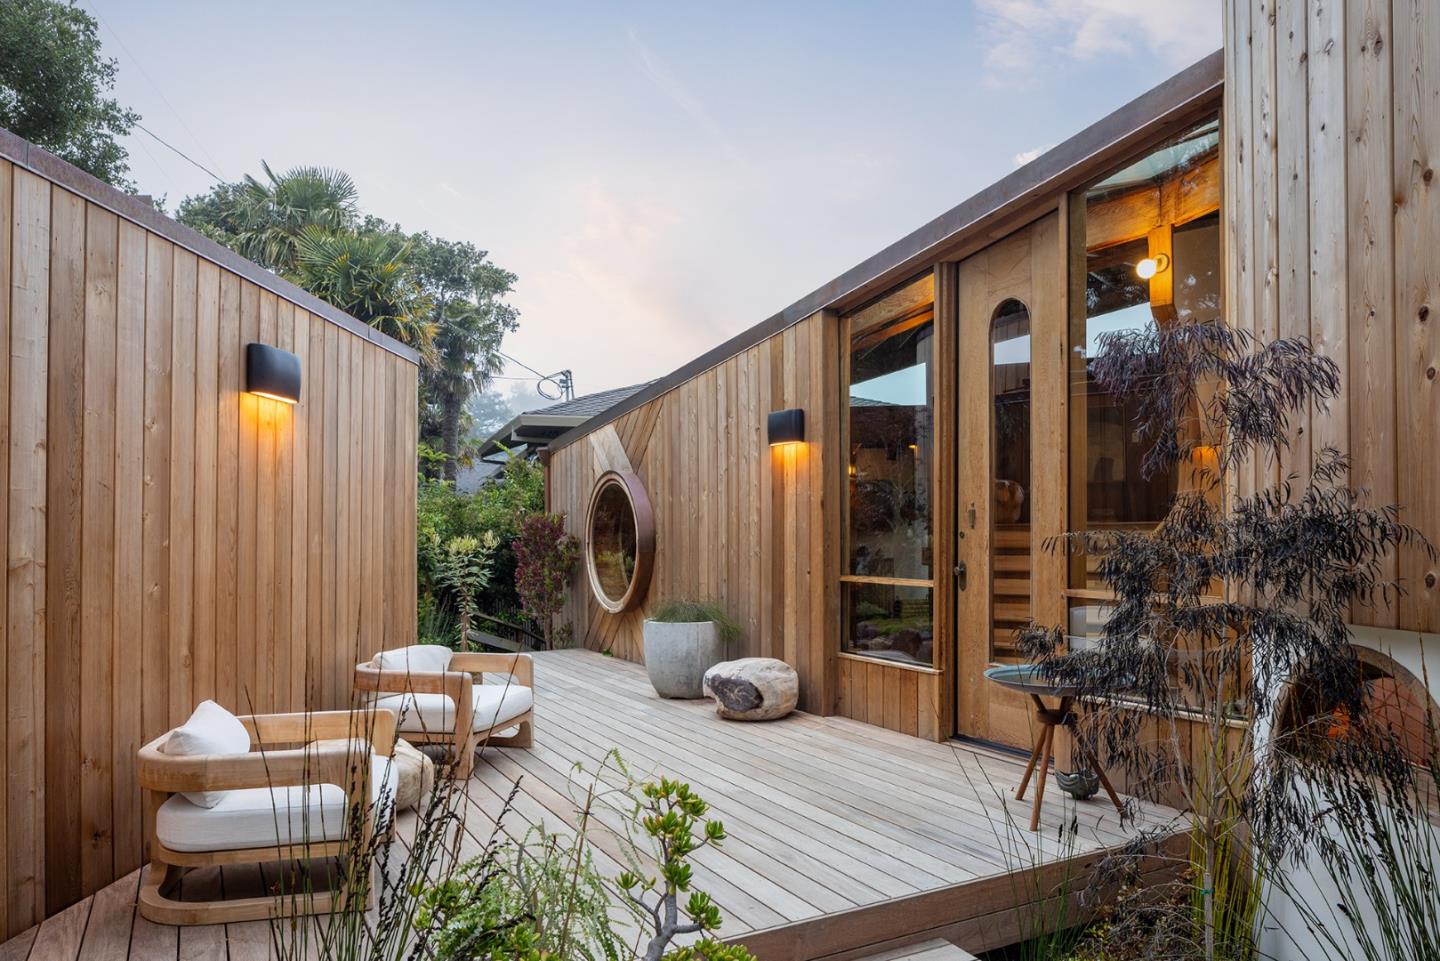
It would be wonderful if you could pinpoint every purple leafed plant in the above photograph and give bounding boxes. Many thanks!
[513,512,580,647]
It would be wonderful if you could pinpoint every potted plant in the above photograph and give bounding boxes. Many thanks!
[642,600,740,698]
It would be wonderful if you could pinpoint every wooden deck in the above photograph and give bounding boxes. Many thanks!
[3,649,1180,961]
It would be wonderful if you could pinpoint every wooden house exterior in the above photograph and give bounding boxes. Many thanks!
[548,0,1439,753]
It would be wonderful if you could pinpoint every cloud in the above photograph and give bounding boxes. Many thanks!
[976,0,1220,87]
[1013,144,1054,166]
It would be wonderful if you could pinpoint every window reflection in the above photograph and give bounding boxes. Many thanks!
[1069,117,1221,590]
[590,481,637,604]
[991,299,1031,661]
[841,273,934,667]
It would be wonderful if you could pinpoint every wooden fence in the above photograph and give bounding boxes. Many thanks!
[0,130,419,938]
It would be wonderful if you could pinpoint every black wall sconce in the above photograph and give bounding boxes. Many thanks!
[767,407,805,446]
[245,343,301,404]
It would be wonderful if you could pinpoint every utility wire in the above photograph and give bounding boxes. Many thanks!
[93,6,230,181]
[134,122,226,183]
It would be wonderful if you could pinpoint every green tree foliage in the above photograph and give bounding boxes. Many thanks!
[429,531,499,645]
[469,387,517,439]
[0,0,140,188]
[179,167,520,474]
[290,226,436,352]
[180,161,359,272]
[417,456,544,642]
[395,229,520,480]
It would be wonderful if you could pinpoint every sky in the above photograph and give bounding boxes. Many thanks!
[81,0,1221,406]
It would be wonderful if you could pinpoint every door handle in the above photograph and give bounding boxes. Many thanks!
[955,561,967,591]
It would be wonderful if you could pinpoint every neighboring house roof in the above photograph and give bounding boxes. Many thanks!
[462,381,656,490]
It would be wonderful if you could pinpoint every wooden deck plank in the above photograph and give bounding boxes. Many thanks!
[0,648,1179,961]
[74,870,136,961]
[850,940,976,961]
[25,894,91,961]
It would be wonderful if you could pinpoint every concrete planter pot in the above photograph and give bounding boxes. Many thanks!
[642,619,726,698]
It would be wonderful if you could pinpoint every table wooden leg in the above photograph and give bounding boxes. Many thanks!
[1015,724,1047,801]
[1029,722,1054,832]
[1077,739,1124,813]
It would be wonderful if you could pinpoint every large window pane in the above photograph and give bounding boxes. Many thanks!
[1069,117,1221,590]
[842,273,935,667]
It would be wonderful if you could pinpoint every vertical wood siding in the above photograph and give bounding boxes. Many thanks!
[1224,0,1439,630]
[548,312,945,738]
[0,153,418,937]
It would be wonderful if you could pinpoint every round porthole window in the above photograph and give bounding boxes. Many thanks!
[585,470,655,613]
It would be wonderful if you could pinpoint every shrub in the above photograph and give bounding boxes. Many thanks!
[513,512,580,646]
[421,752,755,961]
[648,599,742,647]
[417,455,544,641]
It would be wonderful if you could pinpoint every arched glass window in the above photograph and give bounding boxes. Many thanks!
[991,298,1031,661]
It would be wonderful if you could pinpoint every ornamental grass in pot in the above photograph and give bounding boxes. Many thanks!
[642,600,740,698]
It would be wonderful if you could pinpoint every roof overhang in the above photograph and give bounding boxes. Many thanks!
[478,412,590,461]
[549,49,1223,454]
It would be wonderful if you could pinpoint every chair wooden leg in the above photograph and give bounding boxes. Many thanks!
[491,716,533,749]
[455,731,477,779]
[140,860,347,925]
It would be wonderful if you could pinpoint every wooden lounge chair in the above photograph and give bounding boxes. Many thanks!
[137,702,397,925]
[353,644,534,778]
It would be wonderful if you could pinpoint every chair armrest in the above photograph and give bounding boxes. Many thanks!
[137,737,371,794]
[241,709,396,754]
[353,663,474,738]
[449,651,534,687]
[354,663,471,700]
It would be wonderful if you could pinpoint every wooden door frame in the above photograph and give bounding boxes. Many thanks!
[951,208,1069,748]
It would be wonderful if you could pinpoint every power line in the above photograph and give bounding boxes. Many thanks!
[134,122,226,183]
[497,351,573,401]
[497,351,549,380]
[93,6,229,181]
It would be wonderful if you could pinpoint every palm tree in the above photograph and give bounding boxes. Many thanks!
[231,161,358,272]
[291,226,437,354]
[432,298,511,480]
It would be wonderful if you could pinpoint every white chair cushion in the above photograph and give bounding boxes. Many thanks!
[162,700,252,808]
[374,644,452,675]
[155,753,398,853]
[371,683,533,734]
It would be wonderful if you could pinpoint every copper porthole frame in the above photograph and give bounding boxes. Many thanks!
[584,469,655,614]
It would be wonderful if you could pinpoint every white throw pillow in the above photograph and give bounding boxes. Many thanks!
[163,700,252,808]
[374,644,452,675]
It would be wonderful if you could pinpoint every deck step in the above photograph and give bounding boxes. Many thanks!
[852,939,978,961]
